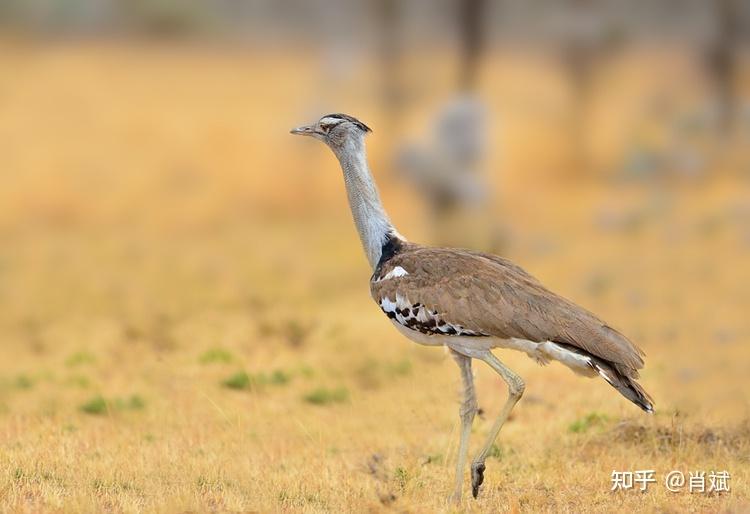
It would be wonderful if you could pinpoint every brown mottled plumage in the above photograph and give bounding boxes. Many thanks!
[372,242,645,371]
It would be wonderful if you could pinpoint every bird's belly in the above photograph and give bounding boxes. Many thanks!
[389,320,448,346]
[390,320,540,356]
[389,320,498,353]
[388,321,597,376]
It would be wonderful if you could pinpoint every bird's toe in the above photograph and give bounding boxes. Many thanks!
[471,462,485,498]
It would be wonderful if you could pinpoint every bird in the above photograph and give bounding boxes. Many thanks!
[290,113,654,502]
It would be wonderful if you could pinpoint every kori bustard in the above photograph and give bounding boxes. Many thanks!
[291,113,653,501]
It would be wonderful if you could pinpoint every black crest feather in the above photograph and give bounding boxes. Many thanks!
[325,113,372,133]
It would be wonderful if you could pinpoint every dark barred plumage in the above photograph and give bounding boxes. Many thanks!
[378,296,488,337]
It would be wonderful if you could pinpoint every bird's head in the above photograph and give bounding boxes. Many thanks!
[290,113,372,151]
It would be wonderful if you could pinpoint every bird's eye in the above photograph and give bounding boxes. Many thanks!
[320,123,332,132]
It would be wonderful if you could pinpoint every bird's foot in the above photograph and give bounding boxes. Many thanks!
[448,491,462,505]
[471,461,485,498]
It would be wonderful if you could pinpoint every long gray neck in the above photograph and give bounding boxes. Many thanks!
[331,135,399,269]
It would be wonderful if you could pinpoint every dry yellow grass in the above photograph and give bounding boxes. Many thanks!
[0,41,748,513]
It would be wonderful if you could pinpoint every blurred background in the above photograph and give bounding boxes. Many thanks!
[0,1,748,512]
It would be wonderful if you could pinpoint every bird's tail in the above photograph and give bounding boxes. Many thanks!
[552,342,654,413]
[589,357,654,413]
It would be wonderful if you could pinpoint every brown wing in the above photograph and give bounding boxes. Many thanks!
[371,244,645,372]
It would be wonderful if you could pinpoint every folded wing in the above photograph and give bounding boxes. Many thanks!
[371,245,645,376]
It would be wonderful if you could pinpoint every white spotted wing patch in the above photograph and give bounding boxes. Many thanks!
[373,266,409,282]
[378,294,487,337]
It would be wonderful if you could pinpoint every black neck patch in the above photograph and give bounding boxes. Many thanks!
[375,233,403,272]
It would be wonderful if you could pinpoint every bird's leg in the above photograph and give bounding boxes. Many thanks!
[470,351,525,499]
[449,349,477,503]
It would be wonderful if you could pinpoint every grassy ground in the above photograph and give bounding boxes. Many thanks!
[0,41,748,513]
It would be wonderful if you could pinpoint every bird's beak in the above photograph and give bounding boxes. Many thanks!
[290,124,316,136]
